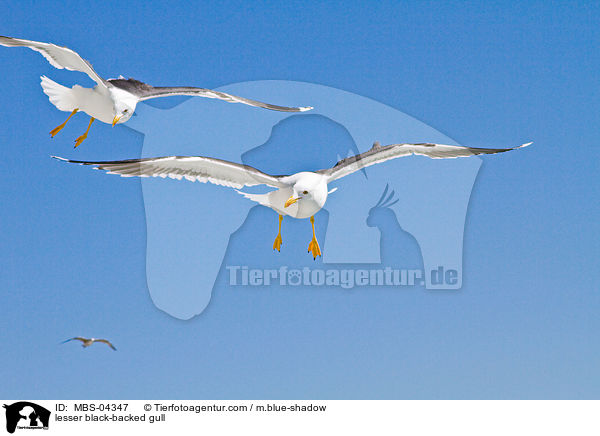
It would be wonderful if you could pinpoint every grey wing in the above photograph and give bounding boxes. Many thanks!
[318,141,533,182]
[95,339,117,350]
[52,155,288,189]
[108,79,312,112]
[61,337,85,344]
[0,36,106,86]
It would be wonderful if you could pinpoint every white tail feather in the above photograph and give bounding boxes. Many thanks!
[40,76,76,112]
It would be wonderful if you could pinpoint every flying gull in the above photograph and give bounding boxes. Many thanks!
[61,337,117,350]
[53,141,531,259]
[0,36,313,147]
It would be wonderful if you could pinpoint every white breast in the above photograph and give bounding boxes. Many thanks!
[275,173,329,219]
[237,172,329,219]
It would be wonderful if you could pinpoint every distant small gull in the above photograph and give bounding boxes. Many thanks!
[54,141,531,259]
[61,337,117,351]
[0,35,313,147]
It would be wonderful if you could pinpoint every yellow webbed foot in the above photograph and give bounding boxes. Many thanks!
[307,237,321,260]
[307,215,321,260]
[273,234,282,252]
[74,134,87,148]
[49,125,64,137]
[273,214,283,252]
[74,117,95,148]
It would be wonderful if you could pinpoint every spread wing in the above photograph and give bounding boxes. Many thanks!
[108,78,312,112]
[94,339,117,351]
[52,155,288,189]
[318,141,532,182]
[61,337,86,344]
[0,35,106,87]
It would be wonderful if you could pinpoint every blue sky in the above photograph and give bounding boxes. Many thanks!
[0,0,598,399]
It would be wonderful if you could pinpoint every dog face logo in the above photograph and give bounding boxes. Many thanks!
[3,402,50,434]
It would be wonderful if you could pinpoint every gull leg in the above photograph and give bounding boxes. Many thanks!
[49,109,78,137]
[307,215,322,260]
[74,117,95,148]
[273,215,283,252]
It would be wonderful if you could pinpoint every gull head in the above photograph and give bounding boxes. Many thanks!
[110,88,138,126]
[284,172,328,210]
[112,102,135,126]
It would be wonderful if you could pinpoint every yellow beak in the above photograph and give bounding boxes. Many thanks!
[112,116,122,127]
[284,196,299,208]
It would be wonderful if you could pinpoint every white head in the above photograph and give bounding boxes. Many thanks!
[283,172,329,210]
[110,88,138,126]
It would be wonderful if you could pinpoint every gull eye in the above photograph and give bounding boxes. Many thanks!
[302,190,308,195]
